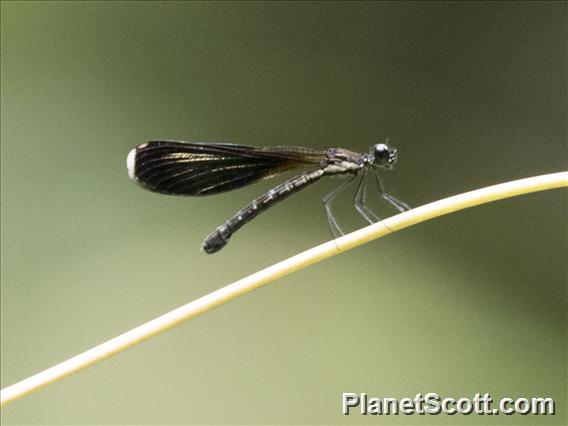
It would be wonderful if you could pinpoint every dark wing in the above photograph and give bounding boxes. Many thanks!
[127,140,324,196]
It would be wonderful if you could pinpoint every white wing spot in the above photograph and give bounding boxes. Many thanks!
[126,148,137,181]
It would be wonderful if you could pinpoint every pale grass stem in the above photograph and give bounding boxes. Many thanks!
[1,171,567,406]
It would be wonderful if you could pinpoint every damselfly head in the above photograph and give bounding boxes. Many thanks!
[372,143,398,169]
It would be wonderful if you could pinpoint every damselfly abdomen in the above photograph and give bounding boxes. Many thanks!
[127,140,408,254]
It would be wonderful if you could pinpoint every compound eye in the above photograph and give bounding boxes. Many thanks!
[374,143,390,161]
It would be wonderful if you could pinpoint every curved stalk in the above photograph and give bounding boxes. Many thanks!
[1,171,566,406]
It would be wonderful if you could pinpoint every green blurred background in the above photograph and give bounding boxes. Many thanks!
[1,1,566,424]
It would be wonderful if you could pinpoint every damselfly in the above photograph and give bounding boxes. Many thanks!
[127,140,409,254]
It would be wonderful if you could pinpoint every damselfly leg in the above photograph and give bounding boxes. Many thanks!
[322,174,359,238]
[373,170,410,212]
[323,169,408,239]
[354,170,380,223]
